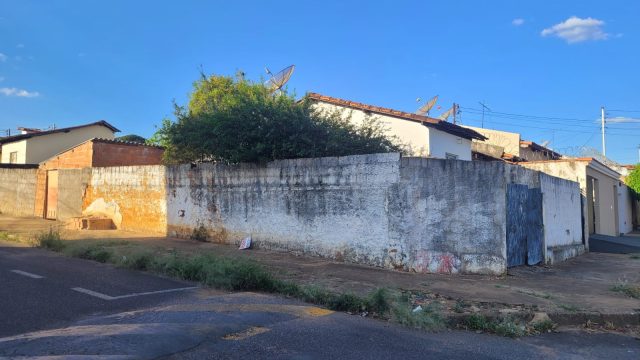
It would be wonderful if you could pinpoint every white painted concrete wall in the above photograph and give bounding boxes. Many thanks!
[313,102,471,160]
[428,128,472,160]
[618,183,634,235]
[166,153,509,274]
[0,140,27,163]
[463,126,521,155]
[540,173,583,248]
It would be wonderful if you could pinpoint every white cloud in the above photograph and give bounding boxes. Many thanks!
[0,53,7,62]
[541,16,609,43]
[0,87,40,98]
[512,18,525,26]
[606,116,640,123]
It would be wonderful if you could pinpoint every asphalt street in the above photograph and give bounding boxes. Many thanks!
[0,242,639,359]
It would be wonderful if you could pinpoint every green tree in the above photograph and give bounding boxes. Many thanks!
[152,73,403,164]
[625,165,640,198]
[116,134,146,144]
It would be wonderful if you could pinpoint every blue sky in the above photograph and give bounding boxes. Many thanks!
[1,1,639,163]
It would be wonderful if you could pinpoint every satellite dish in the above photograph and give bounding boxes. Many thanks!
[439,106,454,121]
[416,95,438,116]
[540,140,551,148]
[264,65,295,94]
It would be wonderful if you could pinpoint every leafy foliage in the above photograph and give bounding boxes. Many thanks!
[116,134,146,144]
[151,73,403,164]
[624,165,640,199]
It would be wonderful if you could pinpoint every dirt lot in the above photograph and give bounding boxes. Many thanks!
[2,215,639,323]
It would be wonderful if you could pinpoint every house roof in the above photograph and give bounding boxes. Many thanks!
[519,140,562,159]
[306,93,487,141]
[0,120,120,145]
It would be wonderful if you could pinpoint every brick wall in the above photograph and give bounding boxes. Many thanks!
[40,141,94,170]
[92,142,163,167]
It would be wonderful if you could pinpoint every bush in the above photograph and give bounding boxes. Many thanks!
[392,300,445,330]
[494,317,526,338]
[464,314,494,332]
[68,244,112,263]
[36,230,65,251]
[151,73,403,164]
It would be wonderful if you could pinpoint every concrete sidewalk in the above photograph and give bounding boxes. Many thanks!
[2,215,639,326]
[590,234,640,254]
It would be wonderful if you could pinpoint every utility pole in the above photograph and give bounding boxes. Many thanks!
[601,106,606,157]
[637,145,640,164]
[479,102,491,128]
[452,103,458,125]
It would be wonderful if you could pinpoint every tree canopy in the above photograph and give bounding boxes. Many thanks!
[116,134,146,144]
[150,73,402,164]
[625,165,640,198]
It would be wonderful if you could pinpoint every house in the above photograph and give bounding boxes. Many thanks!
[306,93,486,160]
[35,138,164,220]
[0,121,119,165]
[519,158,635,239]
[462,126,562,162]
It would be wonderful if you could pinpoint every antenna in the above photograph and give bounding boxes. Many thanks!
[479,101,491,128]
[415,95,438,116]
[439,106,454,121]
[540,140,551,148]
[264,65,295,94]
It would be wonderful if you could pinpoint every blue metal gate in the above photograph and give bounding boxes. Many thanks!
[506,184,544,267]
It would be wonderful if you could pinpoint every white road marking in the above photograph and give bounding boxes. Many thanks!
[10,270,44,279]
[71,286,198,301]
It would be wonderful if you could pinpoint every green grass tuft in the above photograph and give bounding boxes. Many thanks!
[392,299,445,331]
[35,229,65,251]
[494,317,526,338]
[532,319,555,333]
[611,283,640,299]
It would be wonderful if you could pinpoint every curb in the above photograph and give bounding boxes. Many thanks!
[446,311,640,327]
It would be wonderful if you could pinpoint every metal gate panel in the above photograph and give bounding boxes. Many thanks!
[506,184,528,267]
[526,188,544,265]
[506,184,544,267]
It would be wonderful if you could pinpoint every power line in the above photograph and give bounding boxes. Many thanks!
[608,109,640,113]
[460,106,595,123]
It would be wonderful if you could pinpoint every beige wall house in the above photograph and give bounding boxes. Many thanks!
[307,93,486,160]
[0,121,118,165]
[463,126,562,162]
[520,158,634,240]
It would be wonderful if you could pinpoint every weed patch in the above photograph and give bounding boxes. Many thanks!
[531,319,555,333]
[35,230,65,251]
[66,244,113,263]
[611,283,640,299]
[494,317,526,338]
[558,303,580,312]
[190,224,209,242]
[630,254,640,260]
[392,298,445,331]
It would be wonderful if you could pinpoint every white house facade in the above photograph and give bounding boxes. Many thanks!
[0,121,118,164]
[307,93,485,161]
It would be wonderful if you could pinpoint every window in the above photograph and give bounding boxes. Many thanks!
[9,152,18,164]
[445,152,458,160]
